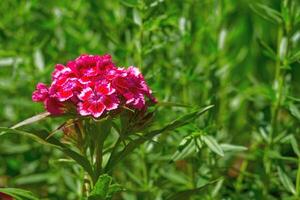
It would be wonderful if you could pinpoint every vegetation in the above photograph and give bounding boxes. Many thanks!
[0,0,300,199]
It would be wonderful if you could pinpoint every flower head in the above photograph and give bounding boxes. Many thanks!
[32,54,156,118]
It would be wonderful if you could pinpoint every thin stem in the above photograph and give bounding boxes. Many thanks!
[296,158,300,197]
[104,136,122,174]
[82,172,91,197]
[95,140,104,179]
[270,28,283,145]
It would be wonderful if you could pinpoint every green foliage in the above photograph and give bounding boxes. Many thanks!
[1,0,300,199]
[88,174,112,200]
[0,188,39,200]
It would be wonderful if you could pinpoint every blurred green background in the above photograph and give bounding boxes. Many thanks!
[1,0,300,199]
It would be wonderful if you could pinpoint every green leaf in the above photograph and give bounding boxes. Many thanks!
[133,9,142,26]
[11,112,50,129]
[289,135,300,157]
[220,144,248,152]
[171,138,196,161]
[0,127,95,183]
[202,135,224,157]
[277,167,296,194]
[268,150,298,163]
[289,104,300,121]
[0,127,59,147]
[0,188,39,200]
[107,184,124,198]
[257,39,277,61]
[33,48,45,71]
[281,134,300,157]
[88,174,112,200]
[119,0,140,7]
[166,178,221,200]
[289,51,300,64]
[156,101,191,108]
[150,105,214,134]
[105,105,214,172]
[250,3,283,24]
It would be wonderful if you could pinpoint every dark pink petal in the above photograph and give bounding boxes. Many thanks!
[131,94,145,109]
[44,98,64,115]
[70,95,80,104]
[32,91,46,102]
[90,102,105,118]
[56,90,73,101]
[113,76,130,90]
[36,83,48,90]
[67,61,78,75]
[62,78,79,91]
[95,83,115,95]
[79,76,92,84]
[127,66,141,77]
[78,87,93,101]
[54,78,80,101]
[78,101,92,116]
[32,83,49,102]
[52,64,71,80]
[124,92,135,104]
[101,94,119,111]
[82,66,98,77]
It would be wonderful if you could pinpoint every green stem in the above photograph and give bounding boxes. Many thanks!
[270,28,283,145]
[95,140,104,179]
[104,137,122,174]
[296,158,300,197]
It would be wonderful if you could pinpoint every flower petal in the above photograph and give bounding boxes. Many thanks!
[78,101,91,116]
[101,95,119,111]
[90,102,105,118]
[95,83,115,95]
[78,87,93,101]
[44,98,64,115]
[57,90,73,101]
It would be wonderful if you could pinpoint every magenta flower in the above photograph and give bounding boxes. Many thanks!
[32,83,64,115]
[77,83,119,118]
[50,78,81,102]
[112,66,156,109]
[32,83,49,102]
[32,54,156,118]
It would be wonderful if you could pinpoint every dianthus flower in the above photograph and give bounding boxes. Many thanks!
[32,54,156,118]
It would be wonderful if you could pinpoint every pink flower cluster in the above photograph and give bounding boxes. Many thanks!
[32,54,156,118]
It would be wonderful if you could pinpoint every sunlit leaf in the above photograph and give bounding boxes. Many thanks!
[202,135,224,157]
[105,105,214,172]
[11,112,50,129]
[277,167,296,194]
[0,188,39,200]
[250,3,283,24]
[220,144,248,152]
[166,178,221,200]
[0,127,95,183]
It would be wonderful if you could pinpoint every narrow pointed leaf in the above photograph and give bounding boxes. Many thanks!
[11,112,50,129]
[166,178,221,200]
[277,167,296,194]
[220,144,248,152]
[203,135,224,157]
[105,105,214,172]
[0,188,39,200]
[250,3,282,24]
[0,127,95,183]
